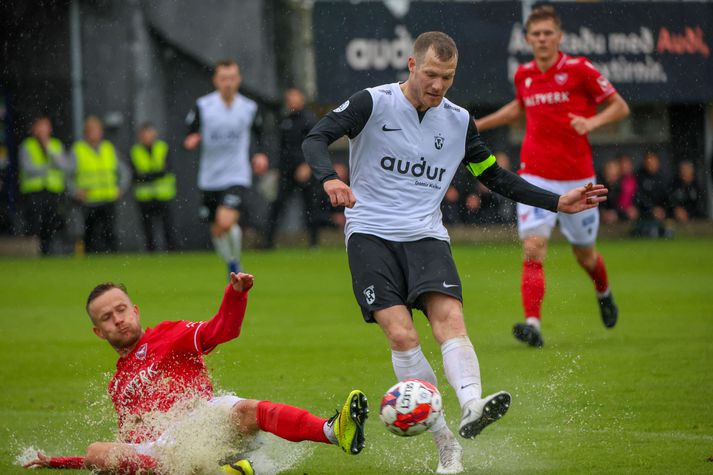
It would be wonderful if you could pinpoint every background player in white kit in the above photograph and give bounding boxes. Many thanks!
[475,6,630,347]
[303,31,607,474]
[184,59,269,277]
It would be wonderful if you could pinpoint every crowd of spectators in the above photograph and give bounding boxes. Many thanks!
[440,149,708,238]
[12,110,710,255]
[596,151,706,237]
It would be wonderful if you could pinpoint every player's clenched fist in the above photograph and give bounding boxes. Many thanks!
[323,178,356,208]
[230,272,254,292]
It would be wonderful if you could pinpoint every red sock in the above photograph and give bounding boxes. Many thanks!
[522,260,545,319]
[117,454,157,474]
[48,456,85,469]
[256,401,330,444]
[587,254,609,294]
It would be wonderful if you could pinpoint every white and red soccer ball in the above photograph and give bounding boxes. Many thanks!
[379,379,442,436]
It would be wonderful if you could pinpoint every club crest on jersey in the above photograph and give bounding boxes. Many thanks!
[333,100,350,113]
[135,343,148,360]
[434,133,444,150]
[555,73,568,85]
[363,285,376,305]
[525,77,533,88]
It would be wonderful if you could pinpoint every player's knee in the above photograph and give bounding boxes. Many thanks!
[430,311,467,344]
[523,237,547,261]
[386,326,420,350]
[232,399,260,433]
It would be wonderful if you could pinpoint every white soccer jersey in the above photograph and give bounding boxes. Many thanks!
[190,91,257,191]
[342,83,471,242]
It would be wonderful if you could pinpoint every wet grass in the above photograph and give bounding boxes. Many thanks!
[1,237,712,474]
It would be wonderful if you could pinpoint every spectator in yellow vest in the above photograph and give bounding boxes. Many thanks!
[19,116,67,255]
[129,123,177,251]
[67,116,130,253]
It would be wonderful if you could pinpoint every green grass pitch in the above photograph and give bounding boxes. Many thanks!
[1,237,712,474]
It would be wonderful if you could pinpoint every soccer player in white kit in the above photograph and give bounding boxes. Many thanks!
[184,59,269,277]
[303,31,607,473]
[475,6,630,347]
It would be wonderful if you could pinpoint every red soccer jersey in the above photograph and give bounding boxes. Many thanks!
[108,286,248,443]
[514,52,617,180]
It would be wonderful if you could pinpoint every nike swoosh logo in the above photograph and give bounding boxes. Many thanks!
[382,124,402,132]
[443,281,459,288]
[460,383,477,390]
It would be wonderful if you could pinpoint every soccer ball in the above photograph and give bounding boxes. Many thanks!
[379,379,442,436]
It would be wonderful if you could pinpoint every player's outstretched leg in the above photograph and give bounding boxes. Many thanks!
[326,389,368,455]
[221,458,255,475]
[458,391,512,439]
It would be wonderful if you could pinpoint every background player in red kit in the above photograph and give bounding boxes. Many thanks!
[23,273,367,474]
[475,5,630,347]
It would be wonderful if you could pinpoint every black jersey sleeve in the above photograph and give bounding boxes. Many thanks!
[185,103,201,135]
[462,118,560,212]
[250,105,266,156]
[302,90,373,183]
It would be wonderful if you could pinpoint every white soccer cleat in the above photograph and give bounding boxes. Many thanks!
[458,391,511,439]
[432,427,464,474]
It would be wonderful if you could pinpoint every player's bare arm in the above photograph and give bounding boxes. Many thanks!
[251,152,269,176]
[22,451,51,469]
[183,132,201,150]
[474,100,523,131]
[323,178,356,208]
[568,93,630,135]
[230,272,254,292]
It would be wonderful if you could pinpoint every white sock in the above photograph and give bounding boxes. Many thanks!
[323,421,337,444]
[441,336,482,408]
[211,233,232,264]
[596,288,611,299]
[391,346,446,433]
[526,317,541,330]
[227,224,242,263]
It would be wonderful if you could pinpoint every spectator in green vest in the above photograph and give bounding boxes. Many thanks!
[19,116,67,255]
[67,115,130,253]
[129,123,177,252]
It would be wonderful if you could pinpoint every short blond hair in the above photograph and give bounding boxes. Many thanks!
[413,31,458,63]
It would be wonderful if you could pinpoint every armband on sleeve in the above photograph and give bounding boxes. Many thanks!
[466,154,497,177]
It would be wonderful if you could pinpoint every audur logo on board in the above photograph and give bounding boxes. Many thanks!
[346,26,414,71]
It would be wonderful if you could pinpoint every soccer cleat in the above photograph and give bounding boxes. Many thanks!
[220,459,254,475]
[433,427,464,474]
[328,389,368,455]
[598,292,618,328]
[513,322,544,348]
[458,391,511,439]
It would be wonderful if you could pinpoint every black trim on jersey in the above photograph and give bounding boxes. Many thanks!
[478,164,560,212]
[250,106,266,156]
[302,90,373,183]
[186,103,200,135]
[463,118,495,165]
[461,119,559,212]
